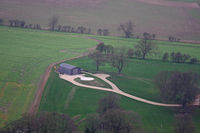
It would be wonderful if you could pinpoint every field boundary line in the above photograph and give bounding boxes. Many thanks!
[29,37,98,114]
[28,55,87,114]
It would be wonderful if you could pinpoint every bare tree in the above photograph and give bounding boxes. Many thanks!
[77,26,86,34]
[103,29,109,36]
[97,93,120,114]
[96,42,106,53]
[118,21,135,38]
[87,28,91,34]
[49,16,59,31]
[0,18,3,25]
[111,47,128,74]
[9,20,14,27]
[20,20,26,28]
[97,29,102,35]
[174,113,195,133]
[134,38,157,59]
[127,48,134,58]
[13,19,20,27]
[0,112,77,133]
[162,52,169,61]
[85,113,102,133]
[103,109,142,133]
[88,50,106,71]
[57,25,62,31]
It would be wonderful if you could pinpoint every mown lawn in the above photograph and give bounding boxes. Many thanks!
[39,71,175,133]
[39,56,200,133]
[0,26,96,127]
[67,56,200,101]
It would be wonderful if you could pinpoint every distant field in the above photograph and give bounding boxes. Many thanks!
[169,0,198,2]
[0,0,200,40]
[0,26,96,127]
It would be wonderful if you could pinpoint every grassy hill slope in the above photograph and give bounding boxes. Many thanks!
[0,26,96,127]
[39,35,200,133]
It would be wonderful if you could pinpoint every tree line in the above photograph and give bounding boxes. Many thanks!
[1,90,199,133]
[162,52,198,64]
[0,17,155,39]
[8,19,41,30]
[155,71,200,133]
[89,32,158,74]
[0,94,143,133]
[0,17,190,43]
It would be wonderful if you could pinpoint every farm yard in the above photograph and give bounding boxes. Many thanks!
[39,57,200,133]
[39,33,200,132]
[0,21,200,132]
[1,0,200,132]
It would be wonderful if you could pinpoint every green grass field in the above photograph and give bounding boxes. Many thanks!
[1,25,200,132]
[1,0,200,40]
[39,58,200,133]
[74,73,112,88]
[94,36,200,59]
[39,35,200,132]
[0,26,97,127]
[39,71,176,133]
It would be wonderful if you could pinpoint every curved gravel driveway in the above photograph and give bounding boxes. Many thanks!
[60,73,182,107]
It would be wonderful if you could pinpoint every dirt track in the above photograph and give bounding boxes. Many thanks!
[29,37,98,114]
[60,72,200,107]
[60,73,181,107]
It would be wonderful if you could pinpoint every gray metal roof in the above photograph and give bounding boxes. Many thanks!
[60,63,77,70]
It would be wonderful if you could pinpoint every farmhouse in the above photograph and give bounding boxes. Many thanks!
[58,63,81,75]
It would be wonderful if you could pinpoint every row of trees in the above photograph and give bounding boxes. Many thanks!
[0,112,76,133]
[2,90,197,133]
[97,28,109,36]
[49,16,109,35]
[162,52,198,64]
[8,19,41,29]
[0,18,3,25]
[89,43,126,74]
[1,17,186,43]
[0,94,143,133]
[168,36,181,42]
[89,34,158,74]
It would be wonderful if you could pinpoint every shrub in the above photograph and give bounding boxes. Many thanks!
[127,48,134,58]
[170,52,191,63]
[190,58,198,64]
[162,52,169,61]
[0,18,3,25]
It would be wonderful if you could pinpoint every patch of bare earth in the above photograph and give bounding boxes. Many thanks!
[64,87,77,109]
[134,0,199,8]
[15,0,107,8]
[176,9,200,39]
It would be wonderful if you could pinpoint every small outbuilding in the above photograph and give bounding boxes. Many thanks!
[58,63,81,75]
